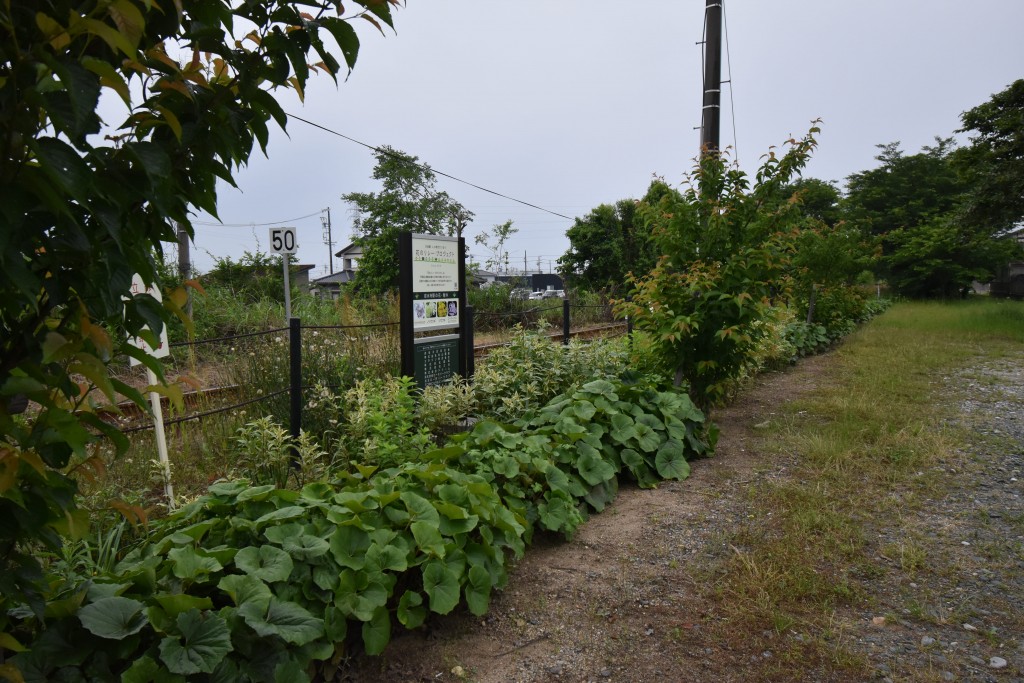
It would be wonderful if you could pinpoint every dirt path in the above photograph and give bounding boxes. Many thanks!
[343,355,831,683]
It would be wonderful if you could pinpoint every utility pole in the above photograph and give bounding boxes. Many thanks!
[700,0,723,155]
[176,221,192,317]
[321,208,334,275]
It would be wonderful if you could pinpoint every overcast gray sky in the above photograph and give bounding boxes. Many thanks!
[186,0,1024,278]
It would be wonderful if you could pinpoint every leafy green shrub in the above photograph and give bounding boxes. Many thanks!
[230,417,328,488]
[454,377,716,540]
[784,321,831,358]
[473,326,631,421]
[334,376,433,469]
[9,377,714,679]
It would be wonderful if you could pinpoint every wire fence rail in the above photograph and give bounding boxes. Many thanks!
[112,299,628,436]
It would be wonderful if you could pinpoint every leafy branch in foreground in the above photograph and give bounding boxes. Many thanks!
[0,0,402,631]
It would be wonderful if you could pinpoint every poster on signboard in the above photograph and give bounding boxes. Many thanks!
[412,236,460,330]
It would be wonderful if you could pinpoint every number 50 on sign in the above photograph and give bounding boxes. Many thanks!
[269,227,297,254]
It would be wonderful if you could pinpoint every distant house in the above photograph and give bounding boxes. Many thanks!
[495,273,564,292]
[292,264,316,291]
[311,242,362,299]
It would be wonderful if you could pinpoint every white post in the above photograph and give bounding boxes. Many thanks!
[146,367,174,507]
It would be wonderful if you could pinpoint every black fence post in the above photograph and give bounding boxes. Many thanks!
[626,296,634,349]
[289,317,302,467]
[562,299,571,345]
[464,305,475,379]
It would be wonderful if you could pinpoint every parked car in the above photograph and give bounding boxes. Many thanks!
[528,291,545,300]
[541,289,566,299]
[509,288,531,301]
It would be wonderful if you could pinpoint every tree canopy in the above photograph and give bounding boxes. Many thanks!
[955,79,1024,235]
[557,181,672,291]
[344,146,473,294]
[1,0,402,620]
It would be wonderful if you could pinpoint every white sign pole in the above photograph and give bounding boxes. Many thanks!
[269,227,297,320]
[146,367,174,507]
[127,274,174,508]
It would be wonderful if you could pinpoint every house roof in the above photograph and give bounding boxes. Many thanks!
[333,242,363,258]
[312,270,355,286]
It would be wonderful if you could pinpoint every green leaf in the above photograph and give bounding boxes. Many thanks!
[329,525,370,570]
[254,505,305,525]
[410,520,446,557]
[217,574,272,610]
[400,491,440,525]
[154,594,213,618]
[167,547,222,581]
[576,448,615,486]
[234,545,294,583]
[361,605,391,655]
[422,561,460,615]
[572,400,597,421]
[655,439,691,480]
[77,596,147,640]
[464,565,491,617]
[633,422,662,453]
[319,17,360,70]
[158,609,233,675]
[122,655,186,683]
[239,598,324,646]
[397,590,426,629]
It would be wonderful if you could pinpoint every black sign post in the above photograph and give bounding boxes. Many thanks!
[399,233,467,388]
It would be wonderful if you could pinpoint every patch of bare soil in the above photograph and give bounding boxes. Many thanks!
[341,355,832,683]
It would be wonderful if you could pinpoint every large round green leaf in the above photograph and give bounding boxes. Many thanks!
[238,598,324,646]
[422,561,460,615]
[158,610,232,675]
[361,606,392,655]
[78,596,147,640]
[655,439,691,480]
[234,545,293,583]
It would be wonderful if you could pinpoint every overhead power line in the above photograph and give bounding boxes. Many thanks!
[192,210,324,228]
[285,112,575,221]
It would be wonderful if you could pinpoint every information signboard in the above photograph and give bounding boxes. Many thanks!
[414,336,460,388]
[411,237,460,331]
[399,233,468,389]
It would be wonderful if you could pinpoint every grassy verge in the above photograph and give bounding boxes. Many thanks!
[702,299,1024,679]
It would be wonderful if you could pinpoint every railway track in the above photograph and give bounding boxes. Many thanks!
[110,322,629,428]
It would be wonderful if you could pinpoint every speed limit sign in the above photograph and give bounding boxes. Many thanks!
[269,227,297,254]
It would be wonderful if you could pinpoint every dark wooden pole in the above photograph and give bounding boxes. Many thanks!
[700,0,723,154]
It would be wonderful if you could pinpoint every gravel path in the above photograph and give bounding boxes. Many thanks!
[341,352,1024,682]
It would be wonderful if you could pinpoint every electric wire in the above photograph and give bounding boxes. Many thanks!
[285,112,575,221]
[192,209,324,228]
[723,0,739,161]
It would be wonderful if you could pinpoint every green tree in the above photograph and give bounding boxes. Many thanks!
[619,128,819,412]
[844,137,1015,297]
[0,0,400,623]
[474,219,517,274]
[344,146,474,294]
[782,177,842,226]
[558,181,671,291]
[955,79,1024,235]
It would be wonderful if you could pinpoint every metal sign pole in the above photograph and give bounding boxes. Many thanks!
[282,251,292,320]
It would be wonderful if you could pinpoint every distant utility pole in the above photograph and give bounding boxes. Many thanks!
[700,0,723,155]
[321,208,334,275]
[176,221,192,317]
